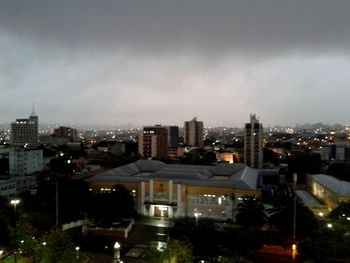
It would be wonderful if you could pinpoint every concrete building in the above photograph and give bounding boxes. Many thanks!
[307,174,350,210]
[295,190,328,216]
[9,147,43,176]
[10,108,39,148]
[53,126,78,142]
[0,176,36,198]
[86,160,261,220]
[138,126,168,160]
[244,114,263,169]
[184,117,204,147]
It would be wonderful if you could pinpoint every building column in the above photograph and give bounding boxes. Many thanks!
[169,180,173,203]
[140,181,145,215]
[177,184,182,217]
[150,179,154,202]
[150,205,155,216]
[177,184,181,203]
[168,207,173,218]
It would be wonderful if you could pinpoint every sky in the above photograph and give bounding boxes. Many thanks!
[1,0,350,127]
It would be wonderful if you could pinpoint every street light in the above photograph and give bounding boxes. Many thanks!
[10,199,20,263]
[113,242,121,263]
[194,212,201,250]
[75,246,80,260]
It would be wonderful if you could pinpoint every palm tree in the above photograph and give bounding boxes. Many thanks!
[235,196,267,232]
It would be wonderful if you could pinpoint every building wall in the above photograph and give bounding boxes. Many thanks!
[88,178,260,220]
[9,148,43,175]
[11,118,38,148]
[0,180,16,198]
[184,117,204,147]
[139,126,168,159]
[244,114,263,169]
[307,175,349,210]
[0,176,36,198]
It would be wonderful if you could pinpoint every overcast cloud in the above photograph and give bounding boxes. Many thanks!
[1,0,350,127]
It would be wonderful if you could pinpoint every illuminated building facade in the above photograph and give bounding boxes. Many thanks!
[307,174,350,210]
[86,160,261,220]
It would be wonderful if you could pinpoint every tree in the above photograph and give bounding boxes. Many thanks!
[328,201,350,221]
[267,191,318,237]
[145,239,193,263]
[235,196,267,231]
[42,229,76,263]
[8,217,45,263]
[90,184,137,226]
[0,196,11,245]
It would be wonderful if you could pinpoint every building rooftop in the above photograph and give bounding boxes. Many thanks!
[309,174,350,196]
[295,190,325,207]
[87,160,260,190]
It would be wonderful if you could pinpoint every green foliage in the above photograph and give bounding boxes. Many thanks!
[299,225,350,262]
[267,190,318,237]
[0,196,11,244]
[42,229,76,263]
[235,196,266,231]
[329,201,350,221]
[145,239,193,263]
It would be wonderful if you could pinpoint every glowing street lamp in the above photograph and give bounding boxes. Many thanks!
[10,199,20,263]
[113,242,121,263]
[292,243,298,262]
[75,246,80,260]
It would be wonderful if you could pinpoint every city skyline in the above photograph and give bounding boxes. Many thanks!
[1,1,350,127]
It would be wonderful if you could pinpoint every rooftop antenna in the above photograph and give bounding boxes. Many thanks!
[31,102,36,116]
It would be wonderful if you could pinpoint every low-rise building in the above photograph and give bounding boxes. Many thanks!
[307,174,350,210]
[0,176,36,198]
[86,160,261,220]
[9,147,43,176]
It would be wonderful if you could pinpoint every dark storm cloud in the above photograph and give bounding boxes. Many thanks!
[1,0,350,126]
[1,0,350,56]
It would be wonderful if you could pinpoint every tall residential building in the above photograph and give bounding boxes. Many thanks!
[53,126,78,142]
[138,125,168,160]
[166,126,179,159]
[10,107,39,148]
[184,117,204,147]
[244,114,263,169]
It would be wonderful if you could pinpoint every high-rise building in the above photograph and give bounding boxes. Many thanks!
[138,125,168,160]
[10,107,39,148]
[184,117,204,147]
[166,126,179,159]
[244,114,263,169]
[53,126,78,142]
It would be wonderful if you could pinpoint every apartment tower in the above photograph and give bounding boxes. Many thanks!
[184,117,204,147]
[10,107,39,148]
[138,125,168,160]
[244,114,263,169]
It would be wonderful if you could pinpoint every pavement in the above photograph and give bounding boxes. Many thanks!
[84,217,174,263]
